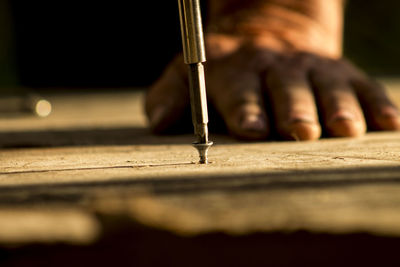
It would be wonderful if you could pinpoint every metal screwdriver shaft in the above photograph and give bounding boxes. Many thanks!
[178,0,212,164]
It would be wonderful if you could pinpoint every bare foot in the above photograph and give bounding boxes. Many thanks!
[146,0,400,140]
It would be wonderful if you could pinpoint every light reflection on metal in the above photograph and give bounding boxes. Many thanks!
[178,0,212,164]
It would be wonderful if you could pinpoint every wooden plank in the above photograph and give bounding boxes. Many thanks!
[0,81,400,246]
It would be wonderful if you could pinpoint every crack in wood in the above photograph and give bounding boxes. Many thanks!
[0,162,194,175]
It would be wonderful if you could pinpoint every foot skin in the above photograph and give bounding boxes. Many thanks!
[145,0,400,141]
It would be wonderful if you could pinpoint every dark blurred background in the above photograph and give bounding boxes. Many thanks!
[1,0,399,90]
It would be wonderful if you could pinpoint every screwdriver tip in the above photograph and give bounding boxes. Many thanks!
[193,141,213,164]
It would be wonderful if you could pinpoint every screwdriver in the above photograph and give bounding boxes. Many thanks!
[178,0,212,164]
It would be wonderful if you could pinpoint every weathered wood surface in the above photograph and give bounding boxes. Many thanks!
[1,81,400,266]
